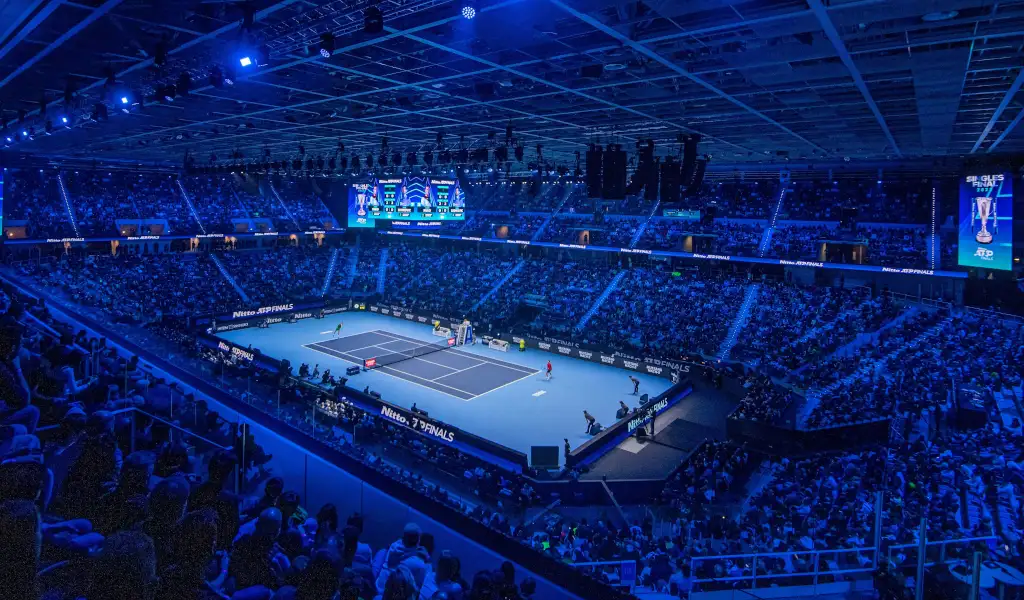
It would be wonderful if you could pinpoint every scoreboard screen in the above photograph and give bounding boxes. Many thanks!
[348,176,465,228]
[957,173,1014,271]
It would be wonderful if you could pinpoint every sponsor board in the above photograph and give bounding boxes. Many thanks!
[500,333,697,380]
[377,404,454,444]
[232,303,295,319]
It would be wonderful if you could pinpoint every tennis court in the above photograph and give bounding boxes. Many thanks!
[304,330,538,400]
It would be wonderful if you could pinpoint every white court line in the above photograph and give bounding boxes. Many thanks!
[307,340,394,357]
[371,330,536,375]
[319,331,334,335]
[302,342,476,401]
[301,343,363,366]
[468,367,542,400]
[429,361,490,381]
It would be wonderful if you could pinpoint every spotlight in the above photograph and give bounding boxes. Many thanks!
[461,1,476,19]
[239,56,253,67]
[121,96,129,104]
[61,116,68,124]
[319,33,336,58]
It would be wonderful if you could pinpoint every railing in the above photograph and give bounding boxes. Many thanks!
[570,560,636,592]
[691,547,879,595]
[884,290,952,311]
[964,305,1024,326]
[886,535,998,569]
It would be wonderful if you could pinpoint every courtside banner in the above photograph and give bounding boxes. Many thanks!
[496,332,702,381]
[369,303,463,331]
[198,301,348,331]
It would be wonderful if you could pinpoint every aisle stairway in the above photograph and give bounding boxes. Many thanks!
[629,200,660,248]
[757,186,787,256]
[209,254,251,304]
[472,258,524,311]
[798,316,952,426]
[575,270,625,331]
[531,185,577,242]
[376,247,389,294]
[343,238,360,287]
[791,306,920,375]
[55,172,81,237]
[321,247,339,297]
[717,284,760,361]
[268,183,302,231]
[176,179,207,234]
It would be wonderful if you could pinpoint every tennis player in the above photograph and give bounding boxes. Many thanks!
[334,321,344,337]
[630,375,640,395]
[545,360,552,381]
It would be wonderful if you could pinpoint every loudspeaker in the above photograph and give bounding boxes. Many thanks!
[602,145,627,199]
[586,146,603,199]
[660,158,680,203]
[644,157,660,201]
[685,158,707,196]
[681,134,699,184]
[840,206,859,230]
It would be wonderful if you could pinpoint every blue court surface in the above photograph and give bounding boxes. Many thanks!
[216,312,670,460]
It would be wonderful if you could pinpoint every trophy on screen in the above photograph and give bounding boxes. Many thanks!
[355,191,367,217]
[973,195,996,244]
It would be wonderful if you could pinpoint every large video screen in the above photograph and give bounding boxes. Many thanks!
[347,176,465,228]
[958,173,1014,270]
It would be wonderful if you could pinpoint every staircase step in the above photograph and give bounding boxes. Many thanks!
[56,173,81,238]
[176,179,207,234]
[321,247,339,297]
[210,254,250,304]
[576,270,625,330]
[269,183,302,231]
[717,284,760,361]
[376,247,389,294]
[473,259,525,311]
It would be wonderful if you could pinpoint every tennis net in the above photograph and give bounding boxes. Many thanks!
[363,337,456,369]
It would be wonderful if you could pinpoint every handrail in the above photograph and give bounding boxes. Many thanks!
[964,305,1024,325]
[107,406,231,451]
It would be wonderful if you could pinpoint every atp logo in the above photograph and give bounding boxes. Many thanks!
[974,247,994,261]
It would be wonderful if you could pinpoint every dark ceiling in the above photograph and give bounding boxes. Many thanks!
[2,0,1024,170]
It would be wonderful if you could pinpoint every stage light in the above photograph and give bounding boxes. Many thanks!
[319,33,336,58]
[5,137,11,143]
[121,96,129,104]
[239,56,253,67]
[461,1,476,19]
[61,116,68,124]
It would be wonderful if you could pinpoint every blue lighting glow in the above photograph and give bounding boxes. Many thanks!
[22,131,27,136]
[461,5,476,19]
[239,56,252,67]
[121,96,129,104]
[61,117,68,124]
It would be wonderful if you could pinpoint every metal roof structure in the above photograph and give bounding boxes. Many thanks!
[2,0,1024,170]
